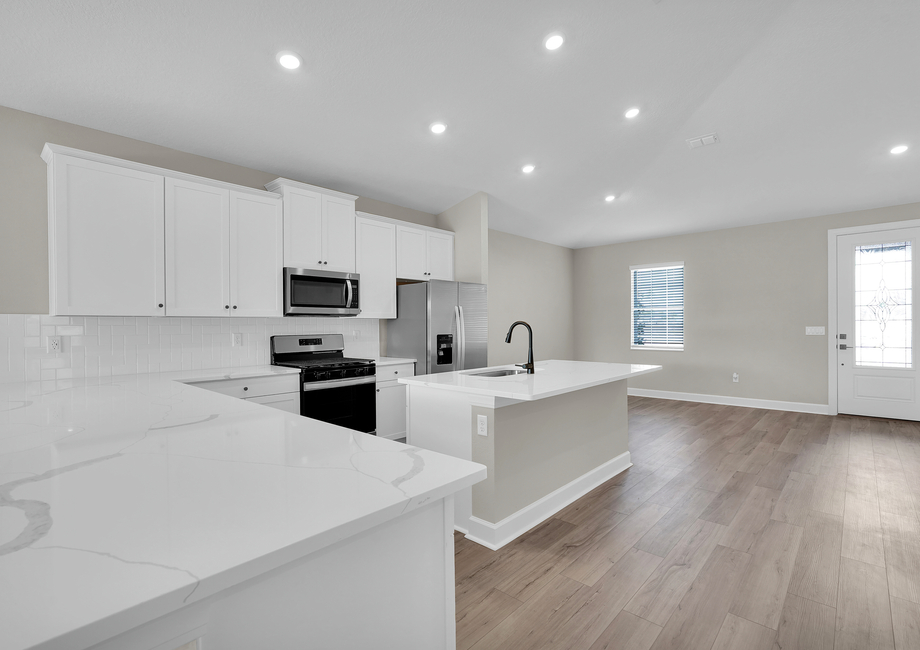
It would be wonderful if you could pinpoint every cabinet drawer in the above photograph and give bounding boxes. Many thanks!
[187,374,299,399]
[377,363,415,381]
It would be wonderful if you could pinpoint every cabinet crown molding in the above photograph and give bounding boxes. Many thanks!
[264,177,358,202]
[41,143,280,199]
[356,211,454,237]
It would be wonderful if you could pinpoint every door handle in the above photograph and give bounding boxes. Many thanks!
[458,305,466,371]
[345,280,353,308]
[454,306,463,370]
[839,344,849,350]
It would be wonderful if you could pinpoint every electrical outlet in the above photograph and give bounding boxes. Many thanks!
[231,333,243,347]
[732,372,739,383]
[805,326,826,336]
[477,414,488,437]
[47,336,62,353]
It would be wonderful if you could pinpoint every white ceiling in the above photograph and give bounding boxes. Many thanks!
[2,0,919,248]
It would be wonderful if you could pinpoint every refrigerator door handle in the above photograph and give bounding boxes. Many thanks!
[458,305,467,371]
[454,305,463,371]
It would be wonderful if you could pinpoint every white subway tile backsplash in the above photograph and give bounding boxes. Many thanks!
[0,314,380,383]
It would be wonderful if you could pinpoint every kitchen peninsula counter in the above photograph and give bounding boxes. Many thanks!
[0,366,485,650]
[400,360,661,549]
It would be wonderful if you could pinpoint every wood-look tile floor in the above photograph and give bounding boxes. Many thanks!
[454,397,920,650]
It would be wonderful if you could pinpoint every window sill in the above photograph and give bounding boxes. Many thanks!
[631,346,684,352]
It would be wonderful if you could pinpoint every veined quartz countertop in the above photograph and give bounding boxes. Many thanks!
[399,360,662,401]
[0,365,486,650]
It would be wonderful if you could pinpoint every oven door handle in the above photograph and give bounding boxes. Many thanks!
[301,375,376,391]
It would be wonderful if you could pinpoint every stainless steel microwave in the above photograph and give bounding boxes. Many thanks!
[283,268,360,316]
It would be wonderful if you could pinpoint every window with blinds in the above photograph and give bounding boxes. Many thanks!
[631,263,684,349]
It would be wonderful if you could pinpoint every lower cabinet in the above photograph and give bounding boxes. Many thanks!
[246,392,300,414]
[187,374,300,414]
[376,362,414,439]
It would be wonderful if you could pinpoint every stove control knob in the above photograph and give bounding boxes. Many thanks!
[354,368,366,377]
[314,371,328,381]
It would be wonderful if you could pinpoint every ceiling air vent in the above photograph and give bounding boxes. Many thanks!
[686,133,719,149]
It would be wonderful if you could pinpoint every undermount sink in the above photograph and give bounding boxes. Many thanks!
[469,369,527,377]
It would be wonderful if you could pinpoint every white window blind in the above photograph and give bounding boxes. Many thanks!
[631,263,684,349]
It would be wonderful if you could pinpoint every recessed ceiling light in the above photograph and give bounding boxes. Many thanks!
[544,34,564,50]
[430,122,446,134]
[891,145,909,154]
[522,164,535,174]
[605,195,616,202]
[277,51,302,70]
[625,107,640,119]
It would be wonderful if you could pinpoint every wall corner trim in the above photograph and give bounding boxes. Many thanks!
[462,451,631,550]
[627,387,829,415]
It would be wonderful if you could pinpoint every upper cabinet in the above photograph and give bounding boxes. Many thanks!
[265,178,357,273]
[396,224,454,281]
[355,214,397,319]
[43,144,283,318]
[47,153,166,316]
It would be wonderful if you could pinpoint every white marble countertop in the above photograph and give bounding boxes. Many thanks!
[399,360,662,401]
[0,366,485,650]
[373,357,417,367]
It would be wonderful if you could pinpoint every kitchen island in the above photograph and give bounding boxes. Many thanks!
[0,366,485,650]
[400,360,660,549]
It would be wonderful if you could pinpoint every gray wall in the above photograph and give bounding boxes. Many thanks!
[436,192,489,285]
[0,104,435,314]
[574,202,920,405]
[488,229,575,367]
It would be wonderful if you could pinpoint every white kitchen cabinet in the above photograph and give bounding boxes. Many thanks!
[165,178,230,317]
[396,224,454,281]
[187,374,300,414]
[376,362,414,439]
[46,153,165,316]
[265,178,358,273]
[426,230,455,281]
[355,216,397,319]
[247,392,300,414]
[165,182,282,318]
[229,191,284,317]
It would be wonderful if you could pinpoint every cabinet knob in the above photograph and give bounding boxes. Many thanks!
[225,305,230,310]
[394,370,399,374]
[323,261,328,265]
[318,261,322,264]
[158,303,164,308]
[233,305,238,309]
[376,389,380,393]
[243,386,248,391]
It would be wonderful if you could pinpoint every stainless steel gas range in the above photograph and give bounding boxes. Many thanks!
[270,334,376,434]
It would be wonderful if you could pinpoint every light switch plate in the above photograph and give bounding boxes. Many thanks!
[805,326,826,336]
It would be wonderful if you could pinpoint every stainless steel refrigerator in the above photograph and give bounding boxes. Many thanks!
[386,281,488,375]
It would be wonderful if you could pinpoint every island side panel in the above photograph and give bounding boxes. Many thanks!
[472,380,628,525]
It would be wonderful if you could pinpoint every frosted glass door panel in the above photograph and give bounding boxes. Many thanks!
[854,241,912,368]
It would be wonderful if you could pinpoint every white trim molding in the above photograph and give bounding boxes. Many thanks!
[462,451,632,550]
[628,387,829,415]
[827,217,920,417]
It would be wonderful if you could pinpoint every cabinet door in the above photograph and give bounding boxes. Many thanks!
[247,393,301,414]
[355,217,396,319]
[322,195,356,273]
[396,225,428,280]
[376,381,407,439]
[427,231,454,281]
[229,191,283,317]
[283,187,323,270]
[50,155,165,316]
[165,178,230,317]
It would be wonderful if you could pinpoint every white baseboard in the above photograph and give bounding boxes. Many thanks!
[627,387,829,415]
[463,451,632,550]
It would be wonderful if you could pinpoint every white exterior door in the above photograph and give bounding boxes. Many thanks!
[229,191,283,317]
[427,231,455,281]
[283,187,323,270]
[396,225,428,280]
[50,155,165,316]
[837,227,920,419]
[165,178,230,317]
[322,195,356,273]
[355,217,396,319]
